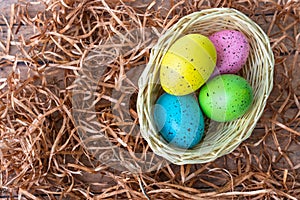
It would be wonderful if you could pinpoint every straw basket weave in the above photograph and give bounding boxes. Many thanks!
[137,8,274,165]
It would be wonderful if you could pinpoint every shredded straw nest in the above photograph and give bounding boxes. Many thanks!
[137,8,274,165]
[0,0,300,199]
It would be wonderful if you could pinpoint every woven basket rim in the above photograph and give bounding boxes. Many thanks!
[137,8,274,165]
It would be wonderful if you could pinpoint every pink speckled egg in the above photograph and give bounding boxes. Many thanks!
[209,30,250,77]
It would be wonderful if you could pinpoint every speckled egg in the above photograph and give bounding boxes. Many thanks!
[199,74,253,122]
[209,30,250,77]
[160,34,217,96]
[154,93,205,149]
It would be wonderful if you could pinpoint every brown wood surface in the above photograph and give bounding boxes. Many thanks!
[0,0,299,198]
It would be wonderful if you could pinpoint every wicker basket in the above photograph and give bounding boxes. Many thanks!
[137,8,274,165]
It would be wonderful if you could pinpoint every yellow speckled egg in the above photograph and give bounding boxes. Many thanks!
[160,34,217,96]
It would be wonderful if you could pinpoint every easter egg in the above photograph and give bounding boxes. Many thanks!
[209,30,250,77]
[160,34,217,96]
[199,74,253,122]
[154,93,205,149]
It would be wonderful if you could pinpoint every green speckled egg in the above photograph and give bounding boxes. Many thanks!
[199,74,253,122]
[160,34,217,96]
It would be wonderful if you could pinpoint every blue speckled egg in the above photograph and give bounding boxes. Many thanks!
[153,93,205,149]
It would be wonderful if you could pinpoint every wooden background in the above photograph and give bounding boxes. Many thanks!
[0,0,299,199]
